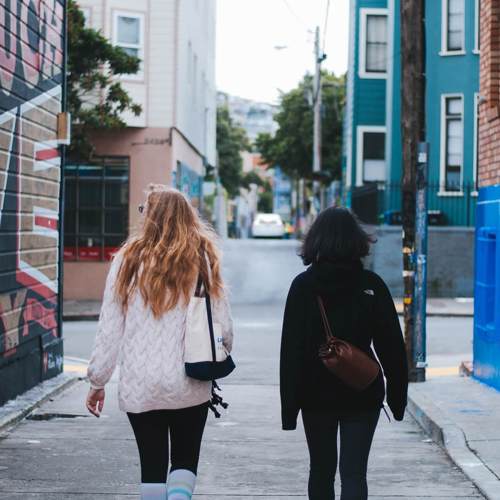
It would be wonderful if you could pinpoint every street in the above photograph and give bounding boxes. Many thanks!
[0,241,482,499]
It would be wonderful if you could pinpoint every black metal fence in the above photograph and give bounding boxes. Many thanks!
[349,182,477,227]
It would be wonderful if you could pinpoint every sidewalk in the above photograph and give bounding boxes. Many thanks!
[63,297,474,321]
[0,378,484,499]
[0,303,483,499]
[409,375,500,500]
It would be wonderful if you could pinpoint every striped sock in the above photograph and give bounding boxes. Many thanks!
[140,482,167,500]
[167,469,196,499]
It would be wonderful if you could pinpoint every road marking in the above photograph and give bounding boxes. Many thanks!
[64,363,87,374]
[427,366,459,378]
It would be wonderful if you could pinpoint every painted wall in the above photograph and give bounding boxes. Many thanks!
[425,0,479,186]
[63,126,173,301]
[78,0,216,165]
[384,0,479,224]
[347,0,479,225]
[345,0,388,188]
[0,0,66,404]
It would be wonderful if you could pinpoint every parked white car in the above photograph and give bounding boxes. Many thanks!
[252,213,285,238]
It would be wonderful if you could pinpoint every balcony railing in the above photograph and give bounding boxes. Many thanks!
[347,182,477,227]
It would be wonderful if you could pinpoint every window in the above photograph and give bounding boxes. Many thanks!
[359,9,388,78]
[64,158,129,262]
[113,12,144,78]
[441,96,463,192]
[356,126,386,185]
[442,0,465,53]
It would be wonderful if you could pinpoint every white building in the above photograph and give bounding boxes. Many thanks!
[65,0,216,300]
[217,92,278,143]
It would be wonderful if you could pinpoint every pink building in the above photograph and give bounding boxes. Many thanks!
[64,0,216,300]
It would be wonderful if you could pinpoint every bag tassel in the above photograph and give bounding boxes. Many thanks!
[208,381,229,418]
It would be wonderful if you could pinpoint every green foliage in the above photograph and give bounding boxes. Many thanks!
[216,106,250,198]
[68,0,142,158]
[241,170,264,189]
[255,71,345,181]
[257,182,274,213]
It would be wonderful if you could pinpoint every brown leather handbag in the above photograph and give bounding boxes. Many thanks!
[317,296,380,391]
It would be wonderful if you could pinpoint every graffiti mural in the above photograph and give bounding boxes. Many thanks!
[0,0,66,404]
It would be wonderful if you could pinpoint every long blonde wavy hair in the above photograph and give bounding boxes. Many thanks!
[115,184,223,318]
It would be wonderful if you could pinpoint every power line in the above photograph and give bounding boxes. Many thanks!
[322,0,331,55]
[282,0,309,30]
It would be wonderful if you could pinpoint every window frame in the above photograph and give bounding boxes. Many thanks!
[440,0,466,56]
[112,10,146,81]
[356,125,387,186]
[473,92,479,193]
[439,94,465,196]
[358,8,388,79]
[474,0,480,54]
[63,157,130,262]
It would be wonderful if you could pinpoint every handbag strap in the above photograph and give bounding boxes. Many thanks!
[204,286,217,364]
[317,296,335,341]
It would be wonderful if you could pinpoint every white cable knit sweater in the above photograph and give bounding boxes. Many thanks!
[87,255,234,413]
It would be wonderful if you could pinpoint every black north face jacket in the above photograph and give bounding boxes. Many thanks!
[280,260,408,430]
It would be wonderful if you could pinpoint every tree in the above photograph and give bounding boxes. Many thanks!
[216,106,250,197]
[255,72,345,181]
[67,0,142,159]
[241,170,264,189]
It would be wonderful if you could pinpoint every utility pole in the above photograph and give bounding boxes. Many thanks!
[312,26,326,212]
[400,0,426,382]
[414,142,429,380]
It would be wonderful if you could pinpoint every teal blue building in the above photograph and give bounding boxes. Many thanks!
[344,0,480,226]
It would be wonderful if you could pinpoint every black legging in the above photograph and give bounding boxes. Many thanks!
[302,409,380,500]
[127,402,209,483]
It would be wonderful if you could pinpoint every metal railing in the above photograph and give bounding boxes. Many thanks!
[349,182,477,227]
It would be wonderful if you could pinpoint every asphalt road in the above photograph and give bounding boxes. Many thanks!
[1,302,482,499]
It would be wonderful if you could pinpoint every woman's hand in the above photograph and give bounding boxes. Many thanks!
[86,388,105,417]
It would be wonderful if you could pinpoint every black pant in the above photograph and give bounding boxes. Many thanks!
[302,409,380,500]
[127,402,209,483]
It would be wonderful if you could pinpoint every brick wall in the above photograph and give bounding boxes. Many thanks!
[0,0,66,404]
[479,0,500,187]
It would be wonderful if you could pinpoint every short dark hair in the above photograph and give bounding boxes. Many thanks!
[300,207,375,265]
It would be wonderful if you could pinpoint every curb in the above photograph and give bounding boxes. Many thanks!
[396,311,473,318]
[408,388,500,500]
[0,373,81,434]
[64,312,473,321]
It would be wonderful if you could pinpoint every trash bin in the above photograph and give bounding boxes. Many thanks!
[473,185,500,390]
[428,210,446,226]
[351,184,379,225]
[383,210,402,225]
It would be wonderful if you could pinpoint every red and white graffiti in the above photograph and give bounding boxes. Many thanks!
[0,0,63,92]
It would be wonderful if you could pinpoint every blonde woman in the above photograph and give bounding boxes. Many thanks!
[85,185,233,500]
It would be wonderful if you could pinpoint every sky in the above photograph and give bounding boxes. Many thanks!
[216,0,350,104]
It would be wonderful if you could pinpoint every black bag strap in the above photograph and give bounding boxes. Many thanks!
[205,292,217,363]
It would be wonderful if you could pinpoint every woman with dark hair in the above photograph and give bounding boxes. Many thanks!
[280,207,408,500]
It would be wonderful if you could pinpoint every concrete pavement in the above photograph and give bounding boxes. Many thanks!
[0,304,483,499]
[409,376,500,500]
